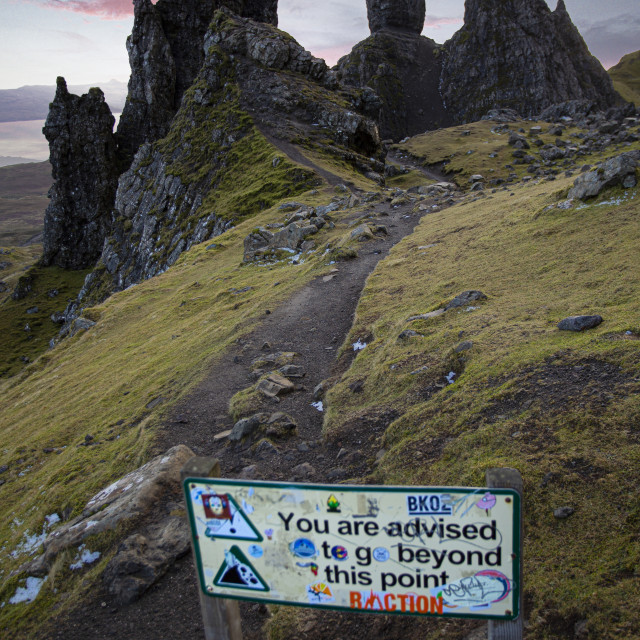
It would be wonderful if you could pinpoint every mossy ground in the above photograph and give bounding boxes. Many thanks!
[395,120,640,189]
[316,171,640,637]
[0,175,381,637]
[0,261,90,377]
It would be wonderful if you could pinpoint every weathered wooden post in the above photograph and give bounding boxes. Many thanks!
[181,457,243,640]
[486,468,524,640]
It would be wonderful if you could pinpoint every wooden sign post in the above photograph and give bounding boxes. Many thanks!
[181,457,243,640]
[486,468,523,640]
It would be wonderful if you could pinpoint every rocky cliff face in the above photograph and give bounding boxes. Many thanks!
[337,0,449,141]
[366,0,425,34]
[441,0,622,123]
[77,9,381,300]
[40,78,119,270]
[116,0,279,167]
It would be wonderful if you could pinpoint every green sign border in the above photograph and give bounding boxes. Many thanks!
[183,478,521,622]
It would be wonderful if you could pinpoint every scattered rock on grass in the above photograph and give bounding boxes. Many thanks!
[445,290,487,310]
[557,315,603,332]
[554,506,575,519]
[568,151,638,200]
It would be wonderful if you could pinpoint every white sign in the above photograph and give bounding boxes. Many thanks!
[184,479,521,620]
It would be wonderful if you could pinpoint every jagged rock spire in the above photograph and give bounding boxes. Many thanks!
[366,0,426,34]
[441,0,622,122]
[41,78,119,269]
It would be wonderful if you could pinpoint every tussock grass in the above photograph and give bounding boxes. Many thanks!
[0,176,372,635]
[322,172,640,637]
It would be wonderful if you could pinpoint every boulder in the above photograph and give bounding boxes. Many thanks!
[557,315,603,332]
[229,413,270,441]
[445,290,487,310]
[243,222,319,261]
[102,516,190,604]
[568,152,638,200]
[366,0,426,34]
[21,445,195,592]
[257,373,295,398]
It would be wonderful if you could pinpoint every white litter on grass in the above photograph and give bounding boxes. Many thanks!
[45,513,60,527]
[311,401,324,412]
[446,371,457,385]
[352,340,367,352]
[465,306,480,312]
[10,529,47,558]
[69,545,101,570]
[9,577,46,604]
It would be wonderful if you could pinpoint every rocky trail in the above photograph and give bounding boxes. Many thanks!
[42,185,471,640]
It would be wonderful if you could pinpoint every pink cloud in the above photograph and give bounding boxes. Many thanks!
[424,15,464,29]
[36,0,137,19]
[312,45,353,67]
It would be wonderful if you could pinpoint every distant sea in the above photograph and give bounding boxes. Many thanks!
[0,114,122,164]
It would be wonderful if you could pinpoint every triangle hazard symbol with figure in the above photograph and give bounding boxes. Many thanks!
[213,545,269,592]
[201,493,262,542]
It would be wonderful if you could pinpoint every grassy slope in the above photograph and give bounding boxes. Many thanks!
[317,160,640,635]
[0,264,91,377]
[0,162,50,246]
[0,171,387,636]
[609,50,640,105]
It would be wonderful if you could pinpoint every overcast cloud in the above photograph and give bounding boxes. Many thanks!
[2,0,638,90]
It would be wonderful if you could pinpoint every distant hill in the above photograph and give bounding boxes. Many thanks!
[609,50,640,104]
[0,156,40,168]
[0,161,51,246]
[0,80,127,123]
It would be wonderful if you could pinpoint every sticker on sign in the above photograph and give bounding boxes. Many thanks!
[183,479,520,621]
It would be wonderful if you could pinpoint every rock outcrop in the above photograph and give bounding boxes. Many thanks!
[116,0,279,167]
[441,0,622,123]
[336,0,450,140]
[21,445,195,604]
[40,78,119,270]
[77,9,381,299]
[366,0,426,34]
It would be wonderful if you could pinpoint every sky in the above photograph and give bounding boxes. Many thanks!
[0,0,638,91]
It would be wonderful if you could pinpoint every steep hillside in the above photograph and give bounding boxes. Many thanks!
[0,111,638,639]
[609,50,640,105]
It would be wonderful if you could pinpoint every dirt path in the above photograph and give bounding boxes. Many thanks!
[40,171,475,640]
[386,148,449,183]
